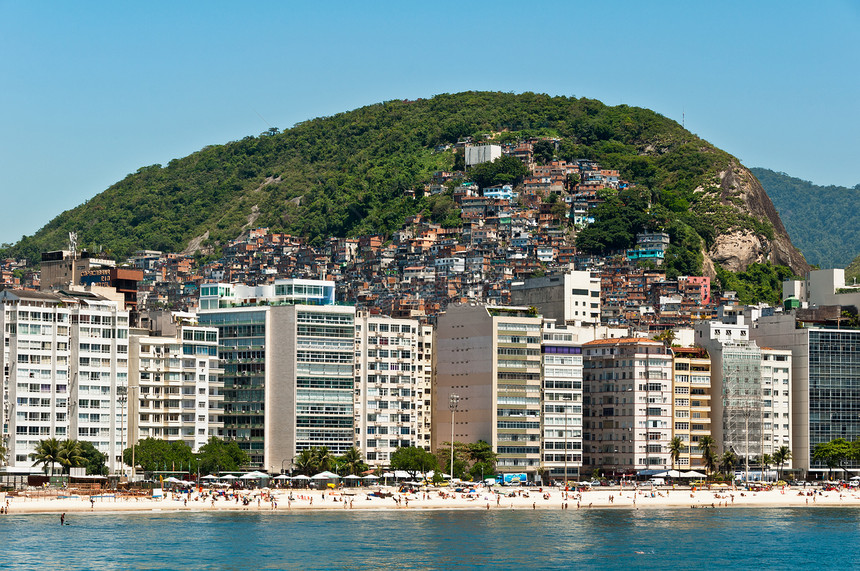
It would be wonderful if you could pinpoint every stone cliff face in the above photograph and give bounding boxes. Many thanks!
[706,162,809,276]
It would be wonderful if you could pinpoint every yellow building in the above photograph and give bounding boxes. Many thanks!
[671,347,712,471]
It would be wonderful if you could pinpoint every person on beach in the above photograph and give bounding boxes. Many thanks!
[60,513,65,525]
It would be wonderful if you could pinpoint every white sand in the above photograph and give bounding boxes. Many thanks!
[0,485,854,515]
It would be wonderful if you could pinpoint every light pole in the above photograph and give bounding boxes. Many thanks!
[449,393,460,480]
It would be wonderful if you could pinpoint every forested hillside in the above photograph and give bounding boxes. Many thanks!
[1,92,800,282]
[752,168,860,269]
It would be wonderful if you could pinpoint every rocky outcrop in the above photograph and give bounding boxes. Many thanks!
[707,162,809,275]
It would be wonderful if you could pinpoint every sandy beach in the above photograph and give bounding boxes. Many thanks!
[1,485,857,515]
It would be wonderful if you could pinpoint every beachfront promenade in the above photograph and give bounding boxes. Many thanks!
[1,485,856,515]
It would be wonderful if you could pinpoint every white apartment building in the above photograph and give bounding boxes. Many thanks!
[128,313,224,458]
[353,313,433,466]
[540,321,584,482]
[1,289,129,474]
[511,271,601,326]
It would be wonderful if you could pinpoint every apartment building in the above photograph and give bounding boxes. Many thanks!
[511,270,601,326]
[540,321,584,482]
[128,312,224,456]
[353,313,433,466]
[582,338,674,474]
[198,279,355,473]
[433,303,543,479]
[0,289,129,474]
[670,347,712,470]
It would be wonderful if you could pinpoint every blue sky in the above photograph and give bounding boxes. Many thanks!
[1,0,858,245]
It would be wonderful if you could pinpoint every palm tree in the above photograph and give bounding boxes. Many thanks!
[58,439,86,474]
[30,437,62,476]
[720,451,738,475]
[294,449,315,476]
[698,436,717,478]
[0,442,7,467]
[338,447,364,476]
[668,436,684,472]
[312,446,335,473]
[773,446,792,481]
[760,453,774,481]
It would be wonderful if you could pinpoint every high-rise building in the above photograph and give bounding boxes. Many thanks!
[353,313,433,466]
[433,303,543,479]
[0,289,129,474]
[128,312,224,458]
[540,321,584,482]
[582,338,674,475]
[696,314,793,475]
[198,279,355,473]
[752,314,852,476]
[670,347,712,470]
[511,271,601,326]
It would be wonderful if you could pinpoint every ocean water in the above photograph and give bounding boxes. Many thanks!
[2,508,859,570]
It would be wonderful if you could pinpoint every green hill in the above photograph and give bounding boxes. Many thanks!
[751,168,860,269]
[2,92,798,280]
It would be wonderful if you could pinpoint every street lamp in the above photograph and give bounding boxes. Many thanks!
[449,393,460,480]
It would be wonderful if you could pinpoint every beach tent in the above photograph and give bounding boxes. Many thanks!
[311,471,340,480]
[681,471,707,478]
[201,474,219,480]
[654,470,682,478]
[362,475,379,480]
[273,474,290,480]
[291,475,311,480]
[220,475,238,480]
[240,471,269,480]
[343,474,361,486]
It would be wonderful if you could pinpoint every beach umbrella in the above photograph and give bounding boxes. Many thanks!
[311,471,340,480]
[343,474,361,479]
[240,473,260,480]
[362,475,379,480]
[273,474,290,480]
[681,470,707,478]
[221,475,238,480]
[291,475,311,480]
[202,474,219,480]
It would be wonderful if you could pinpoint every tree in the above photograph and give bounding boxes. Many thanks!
[390,446,438,480]
[58,439,86,474]
[760,453,774,480]
[30,438,62,476]
[468,155,529,190]
[79,441,108,476]
[294,449,315,476]
[337,447,367,476]
[533,140,555,165]
[123,438,197,474]
[719,451,738,475]
[467,440,497,482]
[773,445,792,481]
[668,436,684,472]
[0,442,6,467]
[312,446,335,473]
[197,437,248,474]
[698,436,717,478]
[812,439,851,479]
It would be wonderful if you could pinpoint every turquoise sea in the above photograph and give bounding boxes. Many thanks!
[2,508,859,570]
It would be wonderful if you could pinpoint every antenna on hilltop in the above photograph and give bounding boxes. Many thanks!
[682,108,685,129]
[69,232,78,260]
